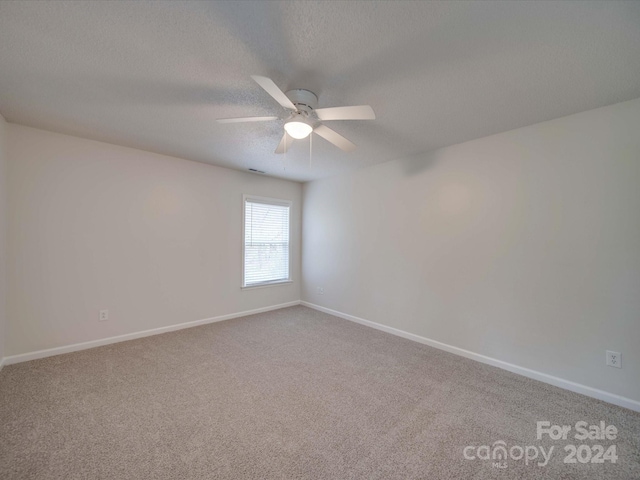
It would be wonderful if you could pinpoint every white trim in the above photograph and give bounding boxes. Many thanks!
[0,356,5,372]
[242,194,293,288]
[3,301,301,366]
[241,279,293,290]
[301,301,640,413]
[242,194,292,208]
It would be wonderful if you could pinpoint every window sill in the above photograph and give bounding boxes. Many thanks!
[241,280,293,290]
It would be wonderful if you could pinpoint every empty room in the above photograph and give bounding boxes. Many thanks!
[1,1,639,479]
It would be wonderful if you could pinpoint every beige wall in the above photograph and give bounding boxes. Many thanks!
[0,114,7,361]
[7,124,302,356]
[302,98,640,402]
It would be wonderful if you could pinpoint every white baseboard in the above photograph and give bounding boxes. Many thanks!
[301,301,640,413]
[5,299,638,413]
[3,301,301,366]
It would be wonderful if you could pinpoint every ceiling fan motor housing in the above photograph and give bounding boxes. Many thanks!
[285,89,318,115]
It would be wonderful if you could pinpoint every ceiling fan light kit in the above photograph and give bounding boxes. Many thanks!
[284,118,313,139]
[283,89,317,139]
[217,76,376,154]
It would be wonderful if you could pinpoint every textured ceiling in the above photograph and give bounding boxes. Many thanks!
[1,1,639,182]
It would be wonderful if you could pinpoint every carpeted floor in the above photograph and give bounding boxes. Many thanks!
[1,305,639,479]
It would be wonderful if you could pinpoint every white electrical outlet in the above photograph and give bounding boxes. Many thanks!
[606,351,621,369]
[99,309,109,322]
[317,287,324,295]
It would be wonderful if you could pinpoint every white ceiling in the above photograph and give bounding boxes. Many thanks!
[1,1,639,182]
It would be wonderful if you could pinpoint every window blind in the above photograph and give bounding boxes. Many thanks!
[243,197,291,287]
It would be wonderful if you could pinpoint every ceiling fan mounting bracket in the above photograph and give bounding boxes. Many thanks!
[285,89,318,114]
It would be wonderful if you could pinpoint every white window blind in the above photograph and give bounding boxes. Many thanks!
[243,196,291,287]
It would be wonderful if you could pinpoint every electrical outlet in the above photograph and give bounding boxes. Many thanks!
[606,351,621,369]
[99,309,109,322]
[317,287,324,295]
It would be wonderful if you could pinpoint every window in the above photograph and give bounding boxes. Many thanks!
[243,195,292,288]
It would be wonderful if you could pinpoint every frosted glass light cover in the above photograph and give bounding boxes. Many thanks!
[284,120,312,139]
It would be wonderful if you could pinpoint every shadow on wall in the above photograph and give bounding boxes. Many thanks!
[357,122,440,174]
[373,146,444,177]
[399,149,443,177]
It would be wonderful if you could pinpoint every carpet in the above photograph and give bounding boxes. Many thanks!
[1,305,639,479]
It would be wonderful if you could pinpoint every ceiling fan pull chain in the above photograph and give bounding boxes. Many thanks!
[310,133,313,168]
[283,133,287,173]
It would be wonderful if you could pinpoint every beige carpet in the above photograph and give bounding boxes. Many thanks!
[1,305,639,479]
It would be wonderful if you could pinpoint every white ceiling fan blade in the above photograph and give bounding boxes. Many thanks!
[251,75,297,111]
[314,124,356,152]
[315,105,375,121]
[274,133,292,154]
[217,116,278,123]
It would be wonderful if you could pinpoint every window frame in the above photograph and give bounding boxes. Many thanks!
[241,194,293,289]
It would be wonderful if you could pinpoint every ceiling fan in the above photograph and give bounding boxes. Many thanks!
[217,76,375,153]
